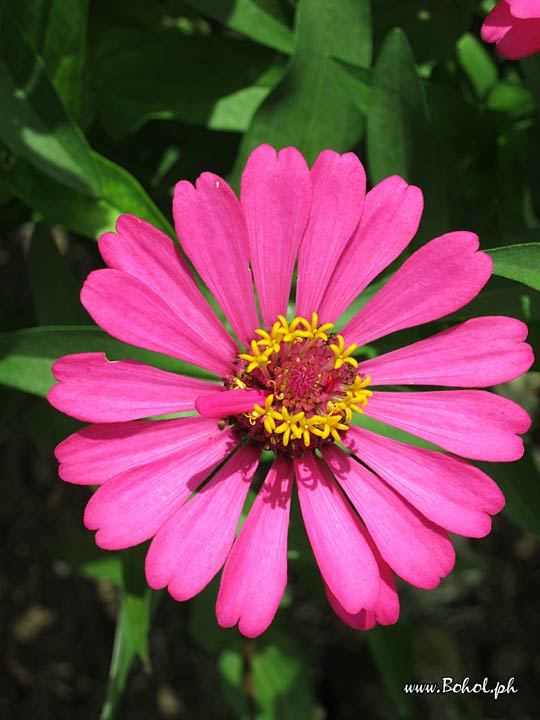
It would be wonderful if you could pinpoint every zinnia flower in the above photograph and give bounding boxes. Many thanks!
[49,145,533,638]
[481,0,540,59]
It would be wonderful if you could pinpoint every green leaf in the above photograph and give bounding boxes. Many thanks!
[486,243,540,291]
[27,223,90,325]
[367,623,414,716]
[0,326,215,397]
[183,0,294,54]
[482,451,540,537]
[6,0,89,117]
[486,81,534,118]
[367,28,430,184]
[0,148,172,238]
[456,32,497,99]
[233,0,372,176]
[367,28,447,241]
[120,547,153,668]
[0,3,100,196]
[220,630,315,720]
[93,28,279,138]
[100,547,156,720]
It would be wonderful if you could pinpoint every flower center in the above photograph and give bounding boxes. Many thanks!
[225,313,372,453]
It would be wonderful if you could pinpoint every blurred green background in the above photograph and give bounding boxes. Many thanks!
[1,0,539,718]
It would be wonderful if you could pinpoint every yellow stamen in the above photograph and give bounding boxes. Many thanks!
[235,315,371,449]
[245,394,276,431]
[239,340,273,372]
[294,312,335,341]
[330,335,358,369]
[274,406,305,447]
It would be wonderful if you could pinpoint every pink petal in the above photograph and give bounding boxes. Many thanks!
[195,389,268,418]
[366,389,531,461]
[323,445,455,589]
[84,424,237,550]
[343,233,492,346]
[81,269,233,376]
[48,352,222,422]
[481,0,540,58]
[146,443,261,599]
[99,215,236,370]
[240,145,312,327]
[173,174,259,346]
[296,150,366,317]
[508,0,540,19]
[343,426,505,538]
[294,452,380,615]
[326,586,377,631]
[496,15,540,58]
[319,176,423,323]
[55,416,224,485]
[216,455,293,638]
[481,0,513,42]
[359,317,534,387]
[326,541,399,630]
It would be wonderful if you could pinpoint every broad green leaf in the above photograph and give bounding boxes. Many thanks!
[27,223,90,325]
[93,28,279,138]
[0,326,215,397]
[367,623,414,716]
[367,29,430,184]
[183,0,294,54]
[367,28,447,241]
[486,243,540,291]
[6,0,89,117]
[100,547,155,720]
[233,0,372,176]
[456,32,497,98]
[482,451,540,537]
[208,84,276,133]
[0,147,172,238]
[486,81,534,118]
[220,629,315,720]
[0,4,100,196]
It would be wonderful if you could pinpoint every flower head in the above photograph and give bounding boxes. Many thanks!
[481,0,540,59]
[49,145,534,637]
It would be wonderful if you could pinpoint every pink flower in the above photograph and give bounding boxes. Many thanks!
[49,145,533,638]
[481,0,540,59]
